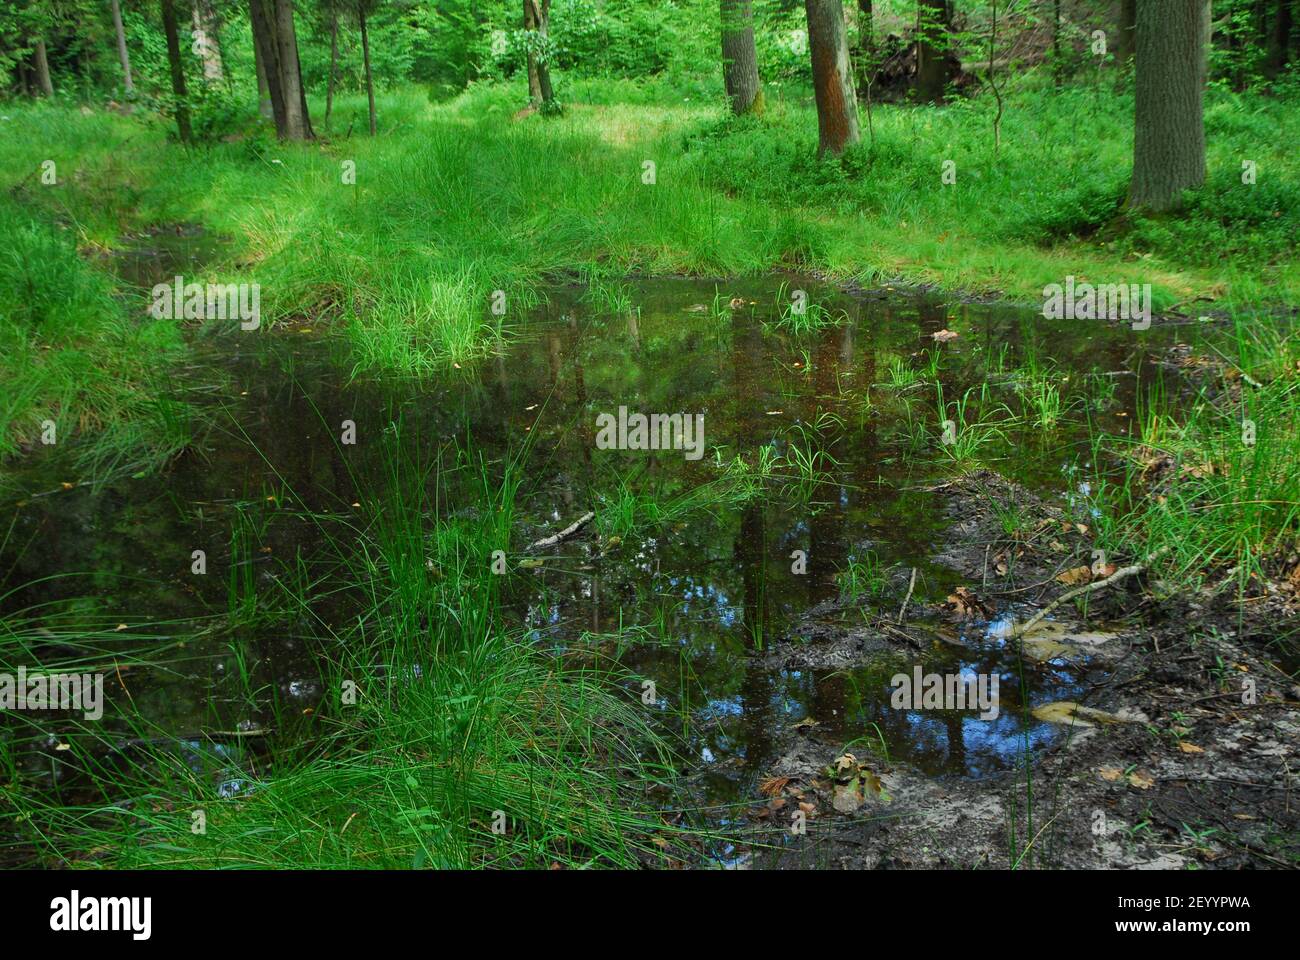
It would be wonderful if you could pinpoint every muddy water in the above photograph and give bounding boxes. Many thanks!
[2,265,1188,834]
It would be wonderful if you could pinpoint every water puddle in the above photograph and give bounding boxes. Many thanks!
[4,268,1192,844]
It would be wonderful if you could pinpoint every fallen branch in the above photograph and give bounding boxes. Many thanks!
[1011,546,1170,639]
[526,511,594,552]
[898,567,917,623]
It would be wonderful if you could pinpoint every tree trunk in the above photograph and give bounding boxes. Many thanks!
[1129,0,1208,211]
[721,0,763,114]
[526,0,555,106]
[805,0,860,155]
[110,0,135,94]
[250,0,312,140]
[276,0,312,139]
[33,39,54,96]
[192,0,225,82]
[914,0,951,103]
[359,4,376,135]
[1116,0,1137,63]
[160,0,193,143]
[253,24,273,119]
[325,13,339,123]
[855,0,874,90]
[1052,0,1063,85]
[523,0,542,101]
[1266,0,1294,75]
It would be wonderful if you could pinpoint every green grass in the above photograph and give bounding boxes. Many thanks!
[1,427,687,868]
[2,77,1297,480]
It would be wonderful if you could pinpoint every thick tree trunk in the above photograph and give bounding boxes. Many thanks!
[721,0,763,115]
[33,39,54,96]
[160,0,193,142]
[110,0,135,94]
[192,0,225,82]
[276,0,312,138]
[1129,0,1208,211]
[253,26,273,119]
[359,5,376,135]
[523,0,542,101]
[914,0,951,102]
[325,14,339,123]
[1116,0,1137,63]
[250,0,312,140]
[805,0,860,155]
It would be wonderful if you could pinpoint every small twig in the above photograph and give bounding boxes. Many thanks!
[1011,546,1170,639]
[526,511,594,552]
[898,567,917,623]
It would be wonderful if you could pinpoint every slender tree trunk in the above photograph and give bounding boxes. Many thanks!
[1129,0,1209,211]
[1051,0,1063,85]
[110,0,135,94]
[914,0,951,102]
[160,0,193,142]
[523,0,542,101]
[192,0,225,82]
[721,0,763,114]
[855,0,874,89]
[526,0,555,106]
[359,4,376,135]
[1116,0,1137,63]
[325,13,339,123]
[33,39,54,96]
[805,0,860,155]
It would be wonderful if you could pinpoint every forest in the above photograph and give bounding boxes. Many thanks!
[0,0,1297,876]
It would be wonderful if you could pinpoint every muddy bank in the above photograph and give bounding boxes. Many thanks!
[737,473,1300,869]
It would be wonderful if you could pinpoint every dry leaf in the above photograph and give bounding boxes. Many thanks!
[758,776,791,797]
[1056,566,1093,586]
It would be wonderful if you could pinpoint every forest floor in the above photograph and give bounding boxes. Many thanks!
[1,79,1297,869]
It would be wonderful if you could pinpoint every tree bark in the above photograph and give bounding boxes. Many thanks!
[914,0,951,102]
[110,0,135,94]
[192,0,225,82]
[1129,0,1209,211]
[721,0,763,114]
[160,0,193,143]
[359,4,376,135]
[33,38,54,97]
[805,0,860,155]
[325,13,339,123]
[253,24,273,119]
